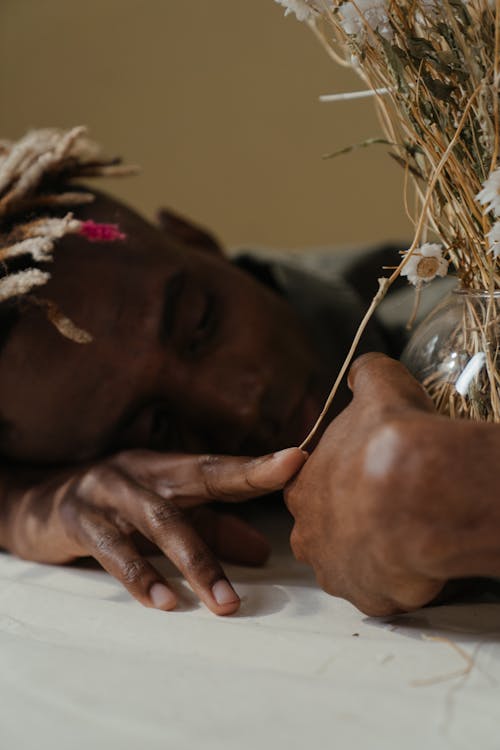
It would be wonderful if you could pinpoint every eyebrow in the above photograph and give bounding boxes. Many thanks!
[159,269,187,343]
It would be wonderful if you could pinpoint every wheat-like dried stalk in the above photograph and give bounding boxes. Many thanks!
[275,0,500,432]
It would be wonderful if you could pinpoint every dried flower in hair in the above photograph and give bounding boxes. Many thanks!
[0,269,50,303]
[476,168,500,218]
[0,213,125,267]
[0,126,135,342]
[79,220,126,242]
[400,243,448,286]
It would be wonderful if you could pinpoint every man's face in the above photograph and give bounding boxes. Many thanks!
[0,195,325,464]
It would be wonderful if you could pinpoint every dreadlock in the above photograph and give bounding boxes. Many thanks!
[0,126,137,343]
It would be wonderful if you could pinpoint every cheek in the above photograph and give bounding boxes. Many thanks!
[0,339,139,464]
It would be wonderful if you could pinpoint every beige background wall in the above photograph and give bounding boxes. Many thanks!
[0,0,411,251]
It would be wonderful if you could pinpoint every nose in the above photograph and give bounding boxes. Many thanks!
[216,368,268,424]
[225,373,290,450]
[195,367,284,452]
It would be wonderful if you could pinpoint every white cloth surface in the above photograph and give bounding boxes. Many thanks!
[0,505,499,750]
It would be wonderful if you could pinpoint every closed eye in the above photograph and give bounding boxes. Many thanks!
[185,291,217,355]
[159,270,187,344]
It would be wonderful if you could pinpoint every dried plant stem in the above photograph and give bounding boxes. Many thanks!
[287,1,500,422]
[491,0,500,172]
[301,276,391,448]
[301,87,483,445]
[307,19,352,67]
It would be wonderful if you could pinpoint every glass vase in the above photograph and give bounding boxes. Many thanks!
[401,288,500,421]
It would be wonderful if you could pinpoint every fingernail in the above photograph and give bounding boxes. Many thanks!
[300,449,309,459]
[150,582,177,610]
[212,579,239,606]
[270,447,302,460]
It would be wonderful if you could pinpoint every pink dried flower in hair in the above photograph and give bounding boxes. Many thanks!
[79,220,126,242]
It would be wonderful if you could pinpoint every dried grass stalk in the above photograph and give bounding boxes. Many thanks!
[275,0,500,434]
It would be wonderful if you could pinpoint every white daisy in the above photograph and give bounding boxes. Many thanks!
[487,221,500,259]
[274,0,317,21]
[415,0,439,22]
[338,0,394,42]
[476,167,500,217]
[400,243,448,286]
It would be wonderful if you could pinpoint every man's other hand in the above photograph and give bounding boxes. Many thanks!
[285,353,500,616]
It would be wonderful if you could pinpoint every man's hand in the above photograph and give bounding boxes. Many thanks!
[285,353,500,616]
[2,447,306,616]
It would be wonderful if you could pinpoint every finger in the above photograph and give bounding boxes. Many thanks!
[114,446,308,506]
[383,577,444,613]
[349,592,405,618]
[65,500,177,611]
[315,566,403,618]
[137,497,241,615]
[187,507,271,566]
[83,468,242,615]
[347,353,434,412]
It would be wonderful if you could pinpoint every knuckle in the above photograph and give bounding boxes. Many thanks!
[348,352,388,390]
[369,414,432,473]
[119,557,149,586]
[74,463,120,498]
[361,418,424,506]
[181,547,219,579]
[362,420,407,482]
[197,454,224,498]
[145,501,184,533]
[58,491,80,528]
[92,526,123,556]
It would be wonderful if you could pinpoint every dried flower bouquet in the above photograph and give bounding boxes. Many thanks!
[275,0,500,432]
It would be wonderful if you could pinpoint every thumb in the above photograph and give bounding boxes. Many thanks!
[347,353,434,412]
[114,447,308,506]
